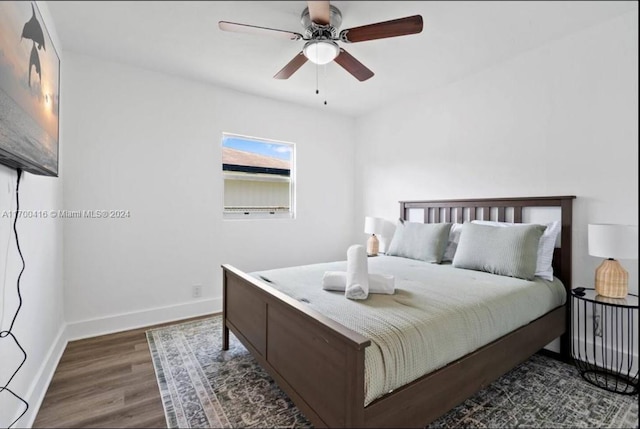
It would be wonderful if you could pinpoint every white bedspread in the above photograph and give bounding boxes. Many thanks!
[251,255,566,406]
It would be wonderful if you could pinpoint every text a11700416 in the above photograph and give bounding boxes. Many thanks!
[1,209,131,219]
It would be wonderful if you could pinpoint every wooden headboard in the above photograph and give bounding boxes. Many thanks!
[399,196,575,356]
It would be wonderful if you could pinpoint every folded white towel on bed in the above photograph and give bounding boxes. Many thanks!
[322,271,395,294]
[346,245,369,300]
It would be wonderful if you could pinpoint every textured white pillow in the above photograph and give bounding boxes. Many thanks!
[453,223,545,280]
[442,223,464,262]
[471,220,560,281]
[387,220,452,263]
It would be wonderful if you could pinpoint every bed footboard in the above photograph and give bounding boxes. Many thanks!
[222,264,371,428]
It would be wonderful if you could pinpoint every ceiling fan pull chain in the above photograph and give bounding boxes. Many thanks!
[315,61,319,95]
[323,64,328,105]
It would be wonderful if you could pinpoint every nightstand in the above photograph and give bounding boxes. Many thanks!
[571,287,638,394]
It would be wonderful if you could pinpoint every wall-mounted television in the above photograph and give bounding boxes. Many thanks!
[0,1,60,177]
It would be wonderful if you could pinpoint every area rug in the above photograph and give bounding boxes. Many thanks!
[146,316,638,428]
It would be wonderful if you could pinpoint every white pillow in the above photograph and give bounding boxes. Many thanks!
[386,220,452,263]
[471,220,560,281]
[442,223,464,262]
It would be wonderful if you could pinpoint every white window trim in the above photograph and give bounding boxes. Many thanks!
[222,132,296,221]
[223,209,294,220]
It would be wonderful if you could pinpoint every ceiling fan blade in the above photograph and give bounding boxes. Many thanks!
[274,52,308,79]
[334,48,374,82]
[219,21,302,41]
[340,15,423,43]
[307,1,331,26]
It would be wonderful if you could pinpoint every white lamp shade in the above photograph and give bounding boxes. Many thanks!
[303,40,339,65]
[364,216,384,235]
[382,219,396,237]
[588,224,638,260]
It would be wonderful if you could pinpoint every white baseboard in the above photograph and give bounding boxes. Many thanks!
[544,337,561,353]
[21,324,68,428]
[65,298,222,341]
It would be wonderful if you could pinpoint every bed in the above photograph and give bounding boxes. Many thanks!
[221,196,575,428]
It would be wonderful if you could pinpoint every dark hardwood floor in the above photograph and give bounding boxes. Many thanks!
[34,315,214,428]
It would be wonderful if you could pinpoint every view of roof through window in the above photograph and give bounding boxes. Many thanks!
[222,133,294,218]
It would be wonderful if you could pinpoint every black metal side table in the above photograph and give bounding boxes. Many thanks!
[571,287,638,394]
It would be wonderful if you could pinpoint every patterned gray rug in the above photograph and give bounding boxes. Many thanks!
[146,316,638,428]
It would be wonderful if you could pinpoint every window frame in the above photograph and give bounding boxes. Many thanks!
[221,132,296,220]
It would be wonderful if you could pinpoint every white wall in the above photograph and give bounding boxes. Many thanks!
[7,4,634,425]
[0,3,66,427]
[354,10,638,295]
[61,52,356,335]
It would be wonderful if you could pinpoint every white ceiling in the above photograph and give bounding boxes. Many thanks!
[47,1,636,117]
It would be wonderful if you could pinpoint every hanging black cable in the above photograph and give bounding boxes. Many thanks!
[0,168,29,428]
[9,170,26,334]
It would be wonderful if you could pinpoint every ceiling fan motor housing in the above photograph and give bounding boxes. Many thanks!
[300,5,342,40]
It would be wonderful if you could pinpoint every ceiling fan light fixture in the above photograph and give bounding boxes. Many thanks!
[303,40,339,65]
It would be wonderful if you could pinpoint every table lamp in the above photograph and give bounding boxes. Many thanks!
[588,224,638,298]
[364,216,384,256]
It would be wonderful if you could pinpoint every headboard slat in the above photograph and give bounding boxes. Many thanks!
[482,207,490,220]
[513,207,522,223]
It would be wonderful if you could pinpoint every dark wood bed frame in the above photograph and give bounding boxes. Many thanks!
[222,196,575,428]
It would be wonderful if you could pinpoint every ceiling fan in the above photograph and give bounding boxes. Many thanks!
[219,1,423,82]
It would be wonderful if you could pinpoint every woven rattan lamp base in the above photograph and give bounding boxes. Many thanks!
[367,234,379,256]
[595,258,628,298]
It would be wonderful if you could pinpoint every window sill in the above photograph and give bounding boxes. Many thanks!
[223,212,295,220]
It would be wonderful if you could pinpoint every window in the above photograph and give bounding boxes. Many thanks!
[222,133,295,219]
